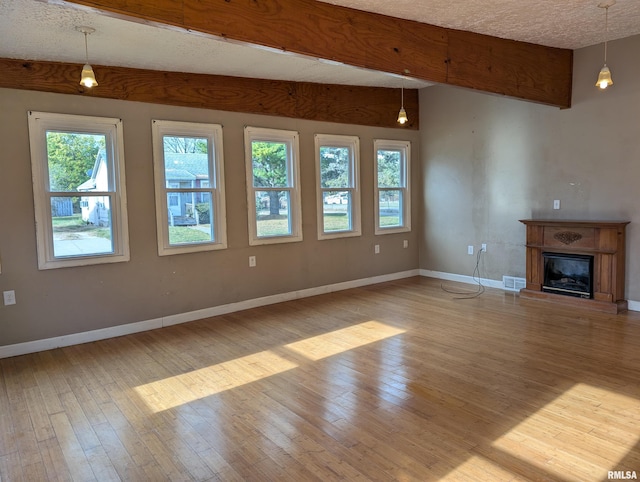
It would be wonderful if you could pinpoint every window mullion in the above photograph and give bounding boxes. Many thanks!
[74,190,115,196]
[165,188,212,193]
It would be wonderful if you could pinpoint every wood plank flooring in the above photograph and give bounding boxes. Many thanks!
[1,276,640,481]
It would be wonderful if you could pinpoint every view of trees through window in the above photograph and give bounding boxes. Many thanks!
[47,132,104,193]
[163,136,207,154]
[377,149,403,227]
[320,146,349,188]
[319,145,352,233]
[152,120,227,255]
[41,126,406,257]
[162,136,215,245]
[251,141,292,237]
[45,131,114,257]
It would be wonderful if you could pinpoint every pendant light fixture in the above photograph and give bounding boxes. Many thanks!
[76,26,98,88]
[397,87,408,125]
[595,1,615,90]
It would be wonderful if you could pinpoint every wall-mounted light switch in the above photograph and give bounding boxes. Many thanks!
[553,200,560,210]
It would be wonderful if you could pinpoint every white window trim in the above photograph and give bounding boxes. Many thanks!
[28,111,130,270]
[244,126,302,246]
[314,134,361,240]
[152,120,227,256]
[374,139,411,235]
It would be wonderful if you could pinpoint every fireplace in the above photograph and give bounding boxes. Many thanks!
[519,219,629,313]
[543,252,593,299]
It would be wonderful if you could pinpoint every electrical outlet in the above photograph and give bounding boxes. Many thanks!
[249,256,256,267]
[374,244,380,254]
[553,200,560,210]
[403,240,408,249]
[481,243,487,252]
[468,245,474,255]
[3,290,16,306]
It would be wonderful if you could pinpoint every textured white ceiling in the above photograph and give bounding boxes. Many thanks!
[321,0,640,50]
[1,0,639,89]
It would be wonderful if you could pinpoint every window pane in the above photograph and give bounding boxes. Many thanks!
[323,191,352,232]
[377,150,402,188]
[163,137,210,188]
[167,192,214,245]
[252,141,288,188]
[255,190,291,237]
[379,190,403,227]
[320,146,350,189]
[46,131,106,192]
[52,195,114,257]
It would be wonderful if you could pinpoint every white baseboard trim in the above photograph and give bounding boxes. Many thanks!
[422,269,640,312]
[4,268,635,358]
[0,269,420,359]
[0,318,164,360]
[163,269,420,327]
[420,269,504,290]
[627,300,640,312]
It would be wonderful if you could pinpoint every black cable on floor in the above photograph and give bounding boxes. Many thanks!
[441,248,486,299]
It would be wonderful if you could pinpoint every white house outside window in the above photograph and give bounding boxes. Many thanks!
[244,127,302,245]
[27,111,130,269]
[152,120,227,255]
[315,134,361,239]
[374,139,411,235]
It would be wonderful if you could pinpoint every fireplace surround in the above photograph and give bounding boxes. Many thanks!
[519,220,629,313]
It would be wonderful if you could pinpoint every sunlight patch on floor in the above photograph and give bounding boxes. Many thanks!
[134,350,298,412]
[284,320,406,361]
[134,320,405,412]
[490,383,640,481]
[443,454,518,480]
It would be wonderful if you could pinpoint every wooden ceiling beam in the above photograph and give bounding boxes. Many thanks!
[0,58,419,129]
[52,0,573,108]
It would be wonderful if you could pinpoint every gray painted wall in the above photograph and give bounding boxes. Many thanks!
[0,90,420,346]
[420,35,640,299]
[3,33,639,347]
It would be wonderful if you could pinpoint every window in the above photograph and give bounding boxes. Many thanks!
[374,139,411,234]
[245,127,302,245]
[315,134,361,239]
[152,120,227,255]
[28,111,129,269]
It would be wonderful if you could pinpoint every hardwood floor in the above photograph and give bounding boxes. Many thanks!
[1,276,640,481]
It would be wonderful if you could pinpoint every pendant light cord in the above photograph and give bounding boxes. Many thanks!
[84,32,90,64]
[604,6,609,64]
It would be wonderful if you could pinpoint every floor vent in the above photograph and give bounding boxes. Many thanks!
[503,276,526,292]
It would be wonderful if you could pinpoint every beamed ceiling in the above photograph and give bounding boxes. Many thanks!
[1,0,639,127]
